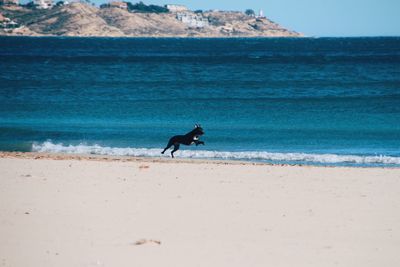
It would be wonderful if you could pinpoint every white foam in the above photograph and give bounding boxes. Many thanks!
[32,141,400,165]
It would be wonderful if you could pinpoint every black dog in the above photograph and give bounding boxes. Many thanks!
[161,124,205,158]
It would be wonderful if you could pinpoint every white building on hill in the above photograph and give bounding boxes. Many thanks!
[257,9,265,18]
[176,12,208,28]
[165,4,187,12]
[34,0,53,9]
[108,1,128,9]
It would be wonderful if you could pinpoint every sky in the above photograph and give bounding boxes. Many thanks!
[23,0,399,36]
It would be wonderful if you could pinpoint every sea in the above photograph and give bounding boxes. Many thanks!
[1,36,399,167]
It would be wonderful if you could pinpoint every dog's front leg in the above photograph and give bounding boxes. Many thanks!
[195,140,205,146]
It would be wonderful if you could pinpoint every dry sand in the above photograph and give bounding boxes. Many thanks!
[1,153,400,267]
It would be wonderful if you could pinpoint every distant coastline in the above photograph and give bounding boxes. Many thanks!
[0,2,303,38]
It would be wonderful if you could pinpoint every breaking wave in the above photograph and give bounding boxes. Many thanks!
[31,141,400,166]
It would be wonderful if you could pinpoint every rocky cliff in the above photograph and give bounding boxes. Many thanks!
[0,3,303,37]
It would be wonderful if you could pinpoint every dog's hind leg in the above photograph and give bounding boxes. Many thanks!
[171,144,180,158]
[161,140,173,154]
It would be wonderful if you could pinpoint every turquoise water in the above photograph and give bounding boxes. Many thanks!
[1,37,399,166]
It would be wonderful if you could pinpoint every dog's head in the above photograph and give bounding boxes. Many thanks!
[193,124,204,135]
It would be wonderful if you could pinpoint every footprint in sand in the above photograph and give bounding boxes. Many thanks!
[134,239,161,245]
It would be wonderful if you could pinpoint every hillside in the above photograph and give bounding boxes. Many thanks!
[0,3,303,37]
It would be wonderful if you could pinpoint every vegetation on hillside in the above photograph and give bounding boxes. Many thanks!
[245,9,255,16]
[126,1,168,13]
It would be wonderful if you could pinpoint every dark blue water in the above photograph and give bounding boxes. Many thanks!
[1,36,400,166]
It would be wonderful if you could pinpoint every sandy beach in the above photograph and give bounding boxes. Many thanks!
[1,153,400,267]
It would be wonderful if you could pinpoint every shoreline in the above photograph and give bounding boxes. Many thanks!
[1,151,399,169]
[0,151,262,166]
[0,34,305,38]
[2,35,400,39]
